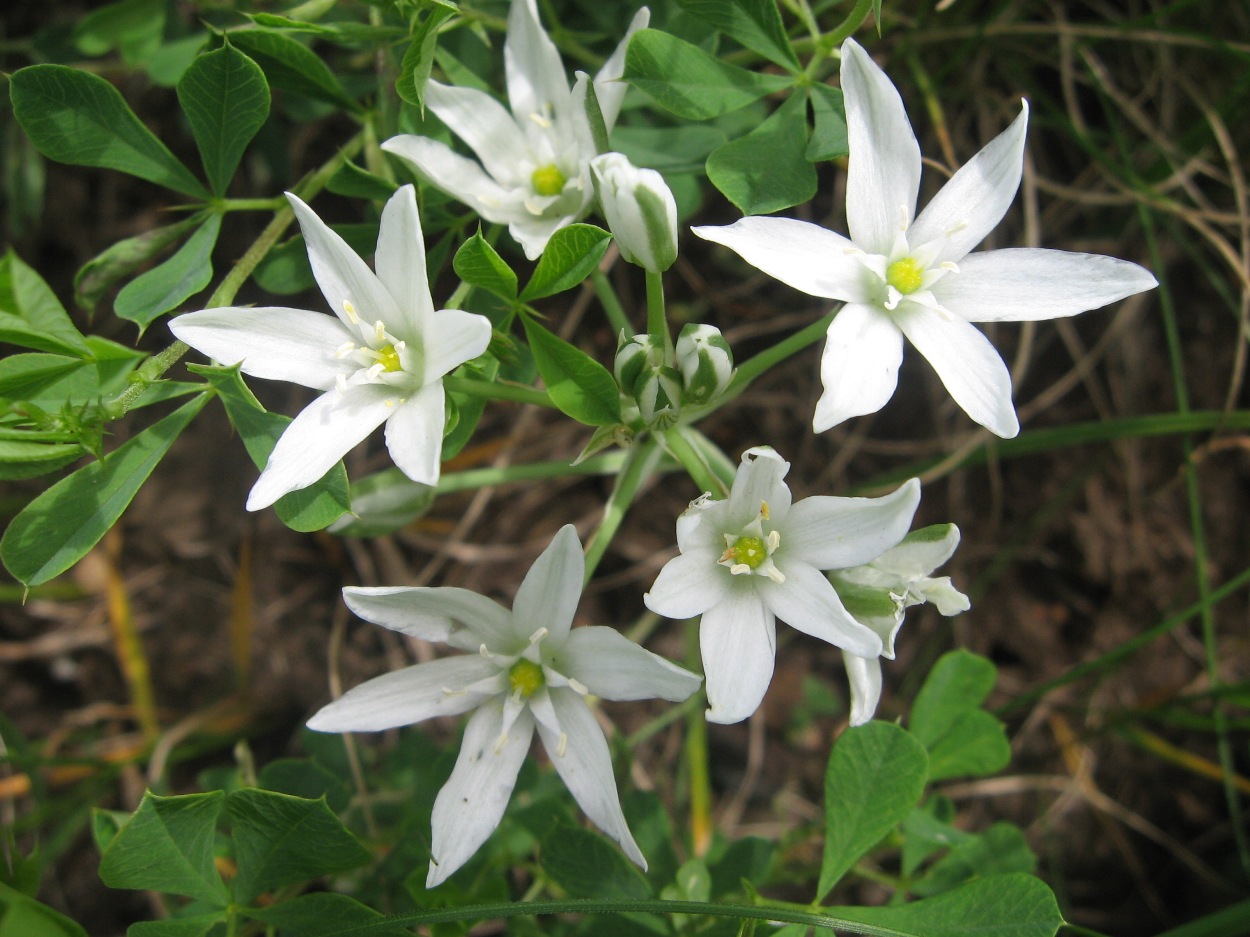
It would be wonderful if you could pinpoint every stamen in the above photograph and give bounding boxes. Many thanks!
[556,732,568,758]
[764,565,786,584]
[374,320,387,342]
[528,110,553,130]
[343,300,359,324]
[441,686,466,697]
[945,220,969,236]
[766,530,781,551]
[479,644,491,657]
[494,733,510,755]
[335,374,348,393]
[528,627,549,645]
[730,563,752,575]
[939,261,960,273]
[568,677,588,696]
[335,341,356,359]
[760,501,770,520]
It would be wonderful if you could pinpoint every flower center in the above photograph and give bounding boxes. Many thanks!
[885,257,925,295]
[508,659,545,698]
[376,343,402,373]
[730,535,768,569]
[531,163,567,197]
[718,503,786,583]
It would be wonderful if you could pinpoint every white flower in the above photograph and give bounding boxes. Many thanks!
[830,524,970,725]
[644,447,920,724]
[590,152,678,272]
[170,185,491,511]
[383,0,649,260]
[307,525,701,887]
[693,38,1158,438]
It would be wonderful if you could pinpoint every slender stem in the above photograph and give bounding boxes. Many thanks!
[583,440,661,585]
[217,197,286,212]
[433,452,632,494]
[645,269,671,358]
[711,312,834,416]
[662,427,728,497]
[683,619,712,857]
[443,375,556,408]
[591,268,632,336]
[824,0,875,48]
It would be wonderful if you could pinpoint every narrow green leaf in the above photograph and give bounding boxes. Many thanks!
[0,883,89,937]
[0,354,90,401]
[541,822,652,900]
[707,93,816,214]
[676,0,800,71]
[229,29,359,111]
[624,29,792,121]
[806,83,848,161]
[0,252,91,357]
[246,893,411,937]
[0,395,209,586]
[521,318,621,426]
[396,5,456,112]
[75,217,201,311]
[0,441,85,481]
[177,43,271,195]
[97,791,228,905]
[227,789,372,903]
[519,223,612,302]
[583,77,610,155]
[818,720,927,900]
[72,0,165,65]
[453,231,517,300]
[128,916,224,937]
[326,160,399,200]
[442,355,500,461]
[327,467,434,538]
[9,65,208,198]
[114,214,222,332]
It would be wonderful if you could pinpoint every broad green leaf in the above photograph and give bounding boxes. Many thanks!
[228,30,359,111]
[818,720,927,900]
[911,650,1010,780]
[258,758,352,813]
[227,788,372,903]
[0,883,89,937]
[177,43,271,195]
[913,823,1036,897]
[0,354,90,401]
[540,822,652,900]
[196,365,351,531]
[925,709,1011,781]
[829,873,1063,937]
[253,223,378,295]
[707,93,815,215]
[0,252,90,356]
[707,836,775,898]
[396,5,456,113]
[454,231,517,300]
[146,34,210,87]
[128,916,224,937]
[521,318,621,426]
[624,29,792,121]
[676,0,800,70]
[519,224,612,302]
[442,355,500,461]
[75,217,200,311]
[91,809,130,855]
[0,441,85,481]
[72,0,165,66]
[806,83,848,161]
[114,215,222,332]
[0,394,209,586]
[246,893,410,937]
[9,65,208,198]
[900,795,965,878]
[327,467,434,538]
[613,125,728,173]
[97,791,228,905]
[326,160,398,200]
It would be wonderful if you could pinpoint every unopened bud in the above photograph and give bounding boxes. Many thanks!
[614,332,665,391]
[590,153,678,273]
[676,324,734,405]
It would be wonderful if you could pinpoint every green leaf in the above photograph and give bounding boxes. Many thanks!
[72,0,165,66]
[327,467,434,538]
[9,65,208,198]
[829,873,1064,937]
[177,43,271,196]
[806,83,848,161]
[246,893,411,937]
[0,394,209,586]
[0,252,91,357]
[128,916,225,937]
[540,822,652,900]
[396,5,456,113]
[196,365,350,531]
[258,758,352,813]
[228,30,359,111]
[0,354,90,401]
[624,29,792,121]
[818,720,928,900]
[583,77,610,155]
[520,318,621,426]
[114,215,222,332]
[911,650,1010,781]
[227,789,372,903]
[75,217,201,311]
[97,791,228,905]
[0,883,89,937]
[442,355,499,461]
[925,709,1012,781]
[0,441,84,481]
[676,0,800,71]
[326,161,398,201]
[707,93,816,214]
[519,223,612,302]
[453,231,517,301]
[613,125,728,173]
[913,823,1037,897]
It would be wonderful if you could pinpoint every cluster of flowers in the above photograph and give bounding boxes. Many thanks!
[169,0,1156,888]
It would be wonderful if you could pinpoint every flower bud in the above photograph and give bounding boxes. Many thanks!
[632,363,683,428]
[614,332,665,391]
[590,153,678,273]
[676,324,734,405]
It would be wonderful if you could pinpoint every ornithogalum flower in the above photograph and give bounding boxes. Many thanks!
[307,525,701,887]
[644,447,921,724]
[590,152,678,273]
[170,185,491,510]
[829,524,970,725]
[383,0,648,259]
[694,38,1158,438]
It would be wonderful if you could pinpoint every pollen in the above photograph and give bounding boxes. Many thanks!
[508,659,545,698]
[886,257,925,295]
[377,343,403,372]
[531,163,567,197]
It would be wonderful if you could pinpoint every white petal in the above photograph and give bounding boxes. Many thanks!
[558,626,701,702]
[783,478,920,569]
[306,656,501,732]
[505,0,570,134]
[813,302,904,432]
[840,39,922,255]
[424,81,531,187]
[246,384,395,511]
[170,307,351,391]
[384,383,446,486]
[286,193,401,331]
[699,589,776,725]
[427,703,534,887]
[725,446,792,528]
[758,559,882,657]
[513,524,584,644]
[908,102,1029,264]
[935,248,1159,322]
[534,688,645,869]
[594,7,650,130]
[892,303,1020,437]
[915,576,971,616]
[382,135,522,221]
[342,585,512,645]
[691,218,870,303]
[375,185,434,339]
[870,524,961,579]
[644,548,729,620]
[423,309,493,382]
[842,652,883,726]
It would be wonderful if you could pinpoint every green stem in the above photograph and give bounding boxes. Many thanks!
[591,268,633,336]
[434,452,632,494]
[443,375,556,409]
[683,619,712,856]
[806,0,875,77]
[645,269,671,358]
[217,197,287,212]
[662,427,729,497]
[722,311,834,404]
[583,440,661,585]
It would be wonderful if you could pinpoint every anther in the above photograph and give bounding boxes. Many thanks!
[343,300,359,323]
[556,732,568,758]
[528,627,549,645]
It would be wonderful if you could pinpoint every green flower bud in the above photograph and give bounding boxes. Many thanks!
[614,332,665,391]
[632,362,683,428]
[676,323,734,405]
[590,153,678,273]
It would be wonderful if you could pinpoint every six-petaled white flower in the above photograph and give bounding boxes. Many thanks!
[644,447,921,724]
[383,0,648,259]
[694,37,1158,438]
[307,525,701,887]
[170,185,492,510]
